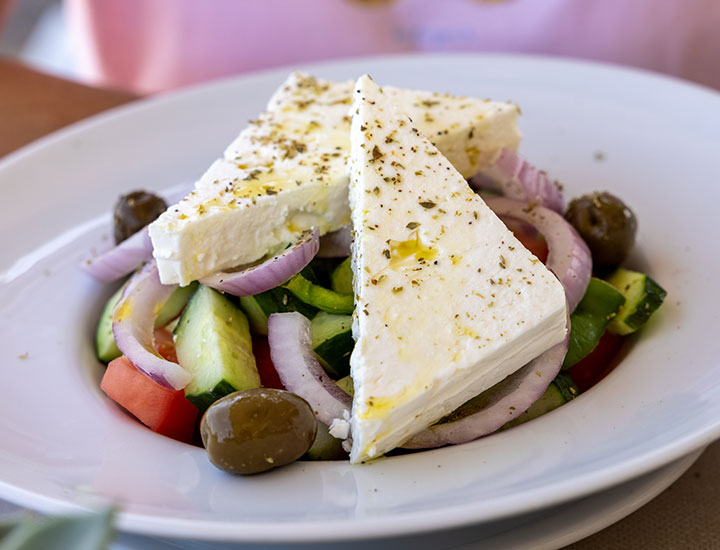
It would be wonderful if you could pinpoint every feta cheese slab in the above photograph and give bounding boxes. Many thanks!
[149,72,521,285]
[348,75,567,464]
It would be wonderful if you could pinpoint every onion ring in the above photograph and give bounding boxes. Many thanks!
[200,229,319,296]
[485,196,592,313]
[112,261,192,390]
[471,149,564,214]
[267,312,351,427]
[403,315,569,449]
[81,228,153,283]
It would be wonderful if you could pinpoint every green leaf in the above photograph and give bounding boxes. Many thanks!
[563,278,625,369]
[0,509,114,550]
[0,518,21,540]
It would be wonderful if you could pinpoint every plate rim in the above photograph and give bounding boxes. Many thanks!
[1,52,719,542]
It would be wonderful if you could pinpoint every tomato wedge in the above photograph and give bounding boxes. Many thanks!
[566,331,624,393]
[504,218,549,263]
[252,336,285,390]
[153,327,177,363]
[101,356,198,443]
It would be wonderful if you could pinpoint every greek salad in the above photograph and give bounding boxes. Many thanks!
[83,73,666,474]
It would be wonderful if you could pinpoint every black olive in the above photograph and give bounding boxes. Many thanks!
[113,190,167,244]
[200,389,317,475]
[565,192,637,269]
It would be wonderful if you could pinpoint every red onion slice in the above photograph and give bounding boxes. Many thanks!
[402,197,585,449]
[112,261,192,390]
[403,320,569,449]
[200,229,319,296]
[471,149,565,214]
[485,196,592,313]
[317,225,352,258]
[267,312,352,426]
[81,228,153,283]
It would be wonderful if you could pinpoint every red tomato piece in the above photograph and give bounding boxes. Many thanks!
[153,327,177,363]
[504,218,549,263]
[252,336,285,390]
[101,356,199,443]
[516,232,548,264]
[566,331,624,393]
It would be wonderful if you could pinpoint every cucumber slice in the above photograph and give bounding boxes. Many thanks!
[330,257,353,295]
[311,312,354,378]
[336,375,354,397]
[283,273,354,314]
[563,278,625,369]
[607,268,667,335]
[174,285,260,411]
[155,281,198,327]
[239,287,318,336]
[502,373,579,430]
[95,286,124,364]
[238,295,271,336]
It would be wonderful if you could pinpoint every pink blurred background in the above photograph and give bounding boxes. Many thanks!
[3,0,720,93]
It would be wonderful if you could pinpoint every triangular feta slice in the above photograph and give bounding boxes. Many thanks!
[149,72,521,285]
[348,75,567,463]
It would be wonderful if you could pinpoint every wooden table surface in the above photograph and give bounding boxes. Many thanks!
[1,57,718,550]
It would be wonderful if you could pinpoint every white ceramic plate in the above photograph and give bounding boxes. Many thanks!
[109,448,703,549]
[1,54,719,543]
[0,447,704,549]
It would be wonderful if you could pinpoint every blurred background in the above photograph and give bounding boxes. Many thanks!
[2,0,719,96]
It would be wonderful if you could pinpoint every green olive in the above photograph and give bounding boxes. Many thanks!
[113,190,167,244]
[565,192,637,269]
[200,389,317,475]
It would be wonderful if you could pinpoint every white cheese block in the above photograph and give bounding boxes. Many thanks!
[149,72,522,285]
[348,75,567,464]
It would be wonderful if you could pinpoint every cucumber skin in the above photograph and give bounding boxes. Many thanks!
[607,269,667,335]
[621,277,665,331]
[311,313,354,378]
[95,286,124,364]
[314,332,354,378]
[186,379,238,412]
[552,372,580,402]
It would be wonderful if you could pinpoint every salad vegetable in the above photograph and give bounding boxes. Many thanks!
[174,285,259,411]
[563,278,626,369]
[606,268,667,335]
[83,74,668,475]
[101,356,198,443]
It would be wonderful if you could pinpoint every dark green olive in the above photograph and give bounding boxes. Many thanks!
[565,192,637,269]
[200,388,317,475]
[113,190,167,244]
